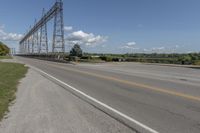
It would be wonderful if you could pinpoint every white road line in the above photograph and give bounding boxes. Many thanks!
[30,65,159,133]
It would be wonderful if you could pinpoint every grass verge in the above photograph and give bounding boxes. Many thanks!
[0,56,12,60]
[0,62,28,120]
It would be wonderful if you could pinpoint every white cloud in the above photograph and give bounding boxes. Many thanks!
[0,24,5,29]
[143,48,151,52]
[127,41,136,46]
[0,25,23,41]
[101,44,106,48]
[142,46,166,53]
[175,45,179,48]
[152,47,165,51]
[120,41,138,49]
[64,26,73,31]
[66,30,107,47]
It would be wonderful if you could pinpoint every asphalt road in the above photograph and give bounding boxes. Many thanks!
[15,57,200,133]
[0,63,134,133]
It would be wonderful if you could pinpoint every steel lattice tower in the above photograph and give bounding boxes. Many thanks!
[33,19,39,53]
[31,35,34,53]
[28,26,33,54]
[39,9,48,54]
[19,0,65,55]
[24,40,27,53]
[52,0,65,53]
[34,30,39,53]
[27,38,30,54]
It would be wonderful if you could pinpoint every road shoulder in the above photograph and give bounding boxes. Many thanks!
[0,59,134,133]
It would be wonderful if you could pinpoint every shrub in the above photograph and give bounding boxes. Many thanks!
[100,56,113,62]
[0,42,10,56]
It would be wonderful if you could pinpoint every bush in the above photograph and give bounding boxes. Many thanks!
[69,56,79,62]
[194,60,200,65]
[0,42,10,56]
[81,56,91,60]
[100,56,113,62]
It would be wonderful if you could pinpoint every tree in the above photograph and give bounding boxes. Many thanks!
[70,44,83,57]
[0,41,10,56]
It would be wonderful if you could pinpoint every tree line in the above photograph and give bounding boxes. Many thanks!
[0,41,10,56]
[83,52,200,65]
[69,44,200,65]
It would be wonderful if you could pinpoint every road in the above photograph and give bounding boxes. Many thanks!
[15,57,200,133]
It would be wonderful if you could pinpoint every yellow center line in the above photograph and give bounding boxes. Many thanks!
[48,63,200,102]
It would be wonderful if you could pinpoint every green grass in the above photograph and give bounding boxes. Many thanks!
[79,59,105,63]
[194,60,200,65]
[0,62,28,120]
[0,56,12,60]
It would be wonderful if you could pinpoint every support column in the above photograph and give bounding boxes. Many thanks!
[39,8,48,54]
[52,0,65,53]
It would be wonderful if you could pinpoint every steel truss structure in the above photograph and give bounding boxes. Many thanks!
[19,0,65,55]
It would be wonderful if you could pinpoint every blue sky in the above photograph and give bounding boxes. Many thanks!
[0,0,200,53]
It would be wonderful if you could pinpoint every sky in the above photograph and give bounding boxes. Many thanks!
[1,0,200,53]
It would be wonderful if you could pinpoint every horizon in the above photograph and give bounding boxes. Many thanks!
[1,0,200,54]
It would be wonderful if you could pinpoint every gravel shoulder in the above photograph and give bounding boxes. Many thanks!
[0,59,134,133]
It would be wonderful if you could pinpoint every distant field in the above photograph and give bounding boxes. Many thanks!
[0,62,28,120]
[0,56,12,60]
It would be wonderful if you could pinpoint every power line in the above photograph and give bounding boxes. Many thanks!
[19,0,65,55]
